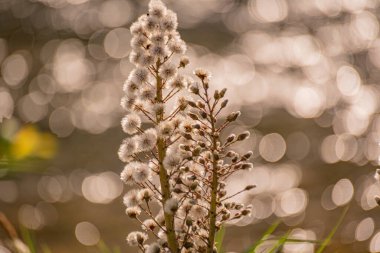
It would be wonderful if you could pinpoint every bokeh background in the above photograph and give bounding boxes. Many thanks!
[1,0,380,252]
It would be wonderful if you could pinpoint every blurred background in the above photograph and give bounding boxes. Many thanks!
[1,0,380,252]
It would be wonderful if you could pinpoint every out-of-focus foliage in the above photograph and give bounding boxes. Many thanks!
[0,122,57,175]
[9,125,57,160]
[0,124,57,161]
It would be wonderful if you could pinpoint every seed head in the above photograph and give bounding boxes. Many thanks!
[118,138,136,162]
[194,68,211,80]
[161,9,178,32]
[123,189,140,207]
[132,162,151,183]
[179,56,190,68]
[123,78,139,94]
[168,75,186,89]
[159,62,177,80]
[126,206,141,218]
[150,44,168,59]
[146,243,161,253]
[137,128,157,151]
[121,113,141,134]
[126,231,148,246]
[121,163,134,185]
[137,188,154,202]
[168,39,186,54]
[164,197,179,214]
[131,67,149,84]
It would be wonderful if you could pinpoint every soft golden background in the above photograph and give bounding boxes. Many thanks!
[1,0,380,252]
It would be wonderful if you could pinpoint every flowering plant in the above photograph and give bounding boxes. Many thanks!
[118,1,254,252]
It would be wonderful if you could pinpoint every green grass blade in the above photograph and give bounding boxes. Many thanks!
[41,244,52,253]
[20,226,37,253]
[112,246,121,253]
[282,238,322,244]
[215,225,226,253]
[263,238,322,244]
[97,240,112,253]
[245,220,281,253]
[316,205,349,253]
[268,230,291,253]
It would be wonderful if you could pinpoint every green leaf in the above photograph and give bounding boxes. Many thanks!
[215,225,226,253]
[245,220,281,253]
[316,205,349,253]
[268,230,291,253]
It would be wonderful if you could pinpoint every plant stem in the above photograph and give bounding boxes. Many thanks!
[155,64,179,253]
[207,91,218,253]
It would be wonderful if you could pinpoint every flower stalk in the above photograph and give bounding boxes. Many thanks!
[155,64,179,253]
[119,1,255,252]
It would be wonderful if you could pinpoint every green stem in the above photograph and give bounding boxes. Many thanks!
[155,65,179,253]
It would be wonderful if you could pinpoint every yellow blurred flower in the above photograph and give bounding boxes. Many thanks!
[9,125,57,160]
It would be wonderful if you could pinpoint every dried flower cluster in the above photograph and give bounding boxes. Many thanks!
[118,1,254,252]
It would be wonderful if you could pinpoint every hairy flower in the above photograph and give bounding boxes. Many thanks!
[123,189,140,207]
[131,68,149,84]
[129,50,143,66]
[142,219,157,231]
[146,243,161,253]
[120,95,136,111]
[140,86,156,101]
[123,78,139,94]
[161,10,177,32]
[163,153,181,171]
[121,163,134,185]
[121,113,141,134]
[131,35,148,49]
[118,138,136,162]
[126,206,141,218]
[137,128,157,151]
[158,121,174,137]
[164,197,179,215]
[149,0,167,19]
[194,68,211,80]
[150,33,167,45]
[127,231,148,246]
[150,102,165,115]
[132,162,151,183]
[168,75,186,89]
[139,53,155,67]
[168,39,186,54]
[159,63,177,80]
[150,44,168,59]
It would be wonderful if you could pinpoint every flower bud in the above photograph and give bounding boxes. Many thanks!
[179,56,189,68]
[214,90,220,100]
[226,111,241,122]
[245,185,256,190]
[187,100,197,107]
[241,151,253,161]
[186,217,193,226]
[220,99,228,109]
[189,84,199,95]
[220,88,227,97]
[226,134,236,143]
[200,111,207,119]
[188,112,198,120]
[237,131,250,141]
